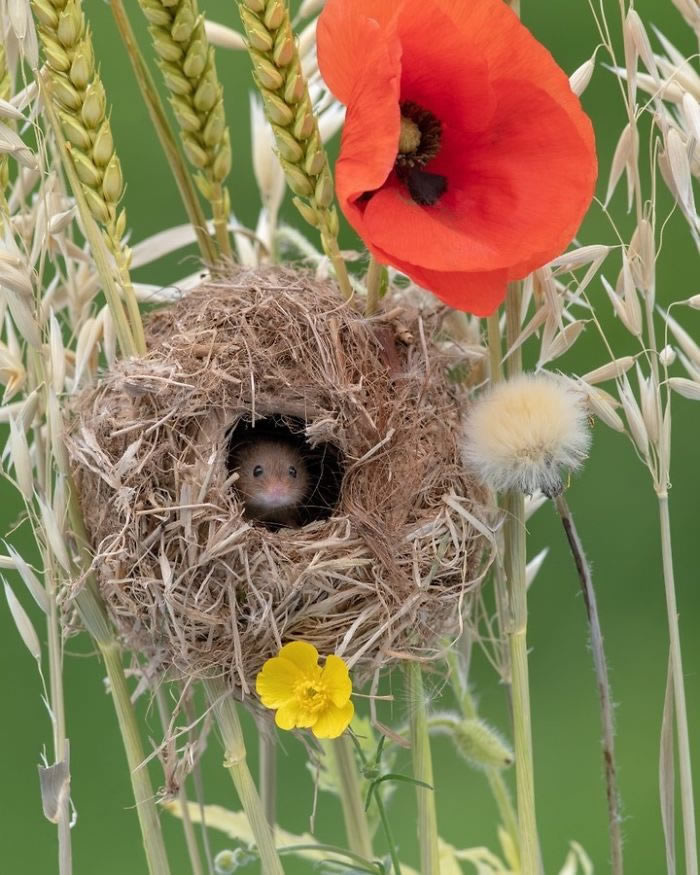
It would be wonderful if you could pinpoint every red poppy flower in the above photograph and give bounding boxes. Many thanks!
[317,0,597,316]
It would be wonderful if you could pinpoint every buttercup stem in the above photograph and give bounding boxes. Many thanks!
[204,678,284,875]
[373,789,403,875]
[553,494,624,875]
[326,736,374,859]
[657,492,698,875]
[109,0,218,266]
[407,662,440,875]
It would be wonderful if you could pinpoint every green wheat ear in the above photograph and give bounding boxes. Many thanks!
[236,0,352,300]
[138,0,232,257]
[31,0,145,352]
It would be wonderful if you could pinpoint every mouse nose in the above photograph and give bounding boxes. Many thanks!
[263,483,291,507]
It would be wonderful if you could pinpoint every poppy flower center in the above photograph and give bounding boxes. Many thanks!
[395,101,447,207]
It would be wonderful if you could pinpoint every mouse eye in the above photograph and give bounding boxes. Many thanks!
[288,465,297,478]
[253,465,264,477]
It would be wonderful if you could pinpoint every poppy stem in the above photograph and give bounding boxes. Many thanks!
[553,493,624,875]
[503,281,540,875]
[406,661,441,875]
[365,256,383,316]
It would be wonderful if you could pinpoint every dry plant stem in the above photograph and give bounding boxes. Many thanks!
[503,281,539,875]
[109,0,217,266]
[486,313,504,384]
[444,647,519,853]
[326,736,374,859]
[658,493,698,875]
[407,661,440,875]
[365,256,383,317]
[65,487,171,875]
[155,688,204,875]
[553,494,623,875]
[255,714,277,828]
[204,679,283,875]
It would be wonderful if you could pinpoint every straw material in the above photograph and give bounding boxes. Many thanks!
[68,267,487,693]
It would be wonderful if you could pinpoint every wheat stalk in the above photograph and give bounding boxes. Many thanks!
[138,0,232,257]
[31,0,145,353]
[235,0,352,300]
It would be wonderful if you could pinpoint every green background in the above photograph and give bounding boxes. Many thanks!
[1,1,698,873]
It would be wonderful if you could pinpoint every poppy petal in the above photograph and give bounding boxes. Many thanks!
[402,263,510,317]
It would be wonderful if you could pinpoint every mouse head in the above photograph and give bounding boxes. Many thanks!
[234,440,310,520]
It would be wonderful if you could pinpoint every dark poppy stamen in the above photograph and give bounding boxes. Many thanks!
[403,168,448,206]
[394,100,447,205]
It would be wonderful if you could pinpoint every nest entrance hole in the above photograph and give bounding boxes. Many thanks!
[226,415,344,527]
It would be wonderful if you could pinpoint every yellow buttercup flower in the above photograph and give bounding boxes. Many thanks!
[255,641,354,739]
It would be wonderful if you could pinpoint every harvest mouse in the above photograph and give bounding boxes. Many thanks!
[232,439,310,527]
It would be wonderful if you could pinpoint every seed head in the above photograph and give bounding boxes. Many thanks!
[463,373,591,497]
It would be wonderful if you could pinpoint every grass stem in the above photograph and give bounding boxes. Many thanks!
[256,715,277,829]
[554,493,623,875]
[327,736,374,859]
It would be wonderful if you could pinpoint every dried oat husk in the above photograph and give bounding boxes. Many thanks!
[67,266,487,695]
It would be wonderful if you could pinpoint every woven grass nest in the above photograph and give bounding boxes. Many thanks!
[68,267,488,694]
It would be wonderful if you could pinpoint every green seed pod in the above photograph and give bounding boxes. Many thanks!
[193,73,218,112]
[273,22,294,67]
[170,95,201,132]
[82,185,110,224]
[160,62,193,96]
[182,134,209,169]
[304,132,324,176]
[92,119,114,167]
[314,166,334,209]
[212,133,231,182]
[32,0,60,30]
[250,50,284,90]
[152,27,184,63]
[138,0,171,28]
[171,5,196,42]
[43,37,72,73]
[57,0,83,48]
[239,8,274,52]
[102,153,123,203]
[59,111,91,150]
[72,150,102,188]
[430,713,514,771]
[182,39,208,79]
[263,0,284,30]
[281,160,313,197]
[272,125,303,163]
[81,80,106,128]
[202,102,226,147]
[293,97,314,141]
[262,90,294,126]
[292,196,319,228]
[51,74,82,110]
[69,40,95,89]
[283,60,304,105]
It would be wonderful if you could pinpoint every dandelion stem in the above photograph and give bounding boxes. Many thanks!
[109,0,218,266]
[657,492,698,875]
[406,662,440,875]
[444,647,519,856]
[365,257,383,316]
[553,493,624,875]
[256,714,277,829]
[204,679,284,875]
[327,736,374,859]
[503,280,539,875]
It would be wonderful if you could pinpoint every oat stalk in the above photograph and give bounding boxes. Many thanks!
[235,0,352,300]
[407,661,440,875]
[31,0,146,354]
[110,0,217,266]
[326,736,374,860]
[0,41,10,211]
[137,0,232,257]
[554,493,624,875]
[204,678,284,875]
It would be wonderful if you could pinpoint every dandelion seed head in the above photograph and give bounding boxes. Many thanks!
[463,373,591,497]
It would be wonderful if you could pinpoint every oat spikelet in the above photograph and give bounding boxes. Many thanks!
[31,0,145,352]
[235,0,351,298]
[138,0,232,256]
[0,42,10,209]
[463,373,591,497]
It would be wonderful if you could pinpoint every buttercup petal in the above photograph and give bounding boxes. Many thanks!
[255,657,303,708]
[275,701,300,731]
[278,641,321,677]
[321,654,352,708]
[311,701,355,740]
